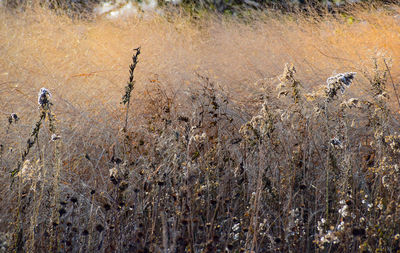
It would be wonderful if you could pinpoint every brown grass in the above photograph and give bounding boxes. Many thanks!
[1,3,400,252]
[1,5,400,103]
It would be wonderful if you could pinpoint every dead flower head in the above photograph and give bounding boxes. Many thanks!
[38,87,51,107]
[330,137,343,149]
[326,72,356,99]
[51,134,61,141]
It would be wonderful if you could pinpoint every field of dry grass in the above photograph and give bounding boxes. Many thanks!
[1,3,400,252]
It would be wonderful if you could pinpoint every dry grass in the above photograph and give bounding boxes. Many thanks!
[1,3,400,252]
[1,5,400,100]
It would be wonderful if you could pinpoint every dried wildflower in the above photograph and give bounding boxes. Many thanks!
[340,98,360,109]
[189,132,207,144]
[337,221,345,231]
[109,167,119,185]
[278,90,289,98]
[177,115,189,122]
[119,180,129,191]
[110,156,122,164]
[319,230,339,245]
[278,63,301,103]
[51,134,61,141]
[385,133,400,153]
[368,57,390,99]
[338,202,349,217]
[38,87,51,107]
[242,101,275,139]
[279,110,290,122]
[232,223,240,232]
[12,88,56,178]
[103,203,111,211]
[95,224,104,232]
[377,92,389,100]
[326,72,356,99]
[330,137,343,149]
[327,72,356,88]
[304,92,317,101]
[382,175,389,188]
[11,113,19,121]
[58,208,67,217]
[8,113,19,124]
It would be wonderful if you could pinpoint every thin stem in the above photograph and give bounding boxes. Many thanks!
[124,99,131,133]
[383,59,400,112]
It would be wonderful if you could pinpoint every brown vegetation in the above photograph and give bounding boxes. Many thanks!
[1,4,400,252]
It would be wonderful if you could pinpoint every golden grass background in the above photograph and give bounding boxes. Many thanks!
[1,5,400,116]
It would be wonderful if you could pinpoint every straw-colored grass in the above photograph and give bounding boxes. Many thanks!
[1,3,400,252]
[1,5,399,106]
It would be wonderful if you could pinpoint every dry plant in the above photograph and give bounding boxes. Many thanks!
[1,3,400,253]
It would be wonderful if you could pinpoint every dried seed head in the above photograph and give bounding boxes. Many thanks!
[95,224,104,232]
[103,203,111,211]
[58,208,67,217]
[385,133,400,153]
[8,113,19,124]
[330,137,343,149]
[340,98,360,109]
[326,72,356,99]
[51,134,61,141]
[109,167,119,184]
[347,98,359,107]
[38,87,51,106]
[70,196,78,204]
[327,72,356,88]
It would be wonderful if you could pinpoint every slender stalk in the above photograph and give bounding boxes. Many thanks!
[324,100,330,222]
[383,59,400,112]
[121,47,141,133]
